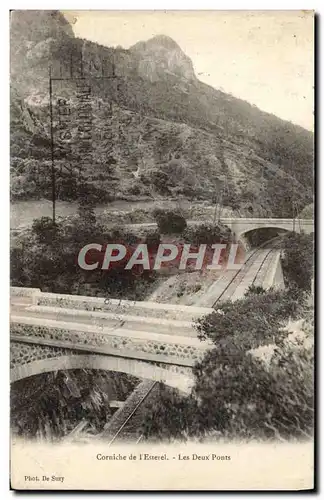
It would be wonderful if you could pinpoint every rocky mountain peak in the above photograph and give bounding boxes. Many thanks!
[10,10,74,45]
[130,34,196,82]
[131,35,181,52]
[10,10,75,98]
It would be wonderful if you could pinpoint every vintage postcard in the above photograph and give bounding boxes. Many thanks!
[10,10,314,491]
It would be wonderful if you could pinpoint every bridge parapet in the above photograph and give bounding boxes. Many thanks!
[11,288,213,322]
[219,218,314,239]
[11,316,210,366]
[11,287,41,304]
[225,218,313,238]
[11,287,41,297]
[10,312,211,390]
[220,218,314,225]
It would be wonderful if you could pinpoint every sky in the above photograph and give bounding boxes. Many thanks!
[63,10,314,131]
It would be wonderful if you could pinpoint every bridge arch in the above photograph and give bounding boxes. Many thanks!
[10,354,194,394]
[220,218,314,241]
[235,223,293,240]
[238,226,289,247]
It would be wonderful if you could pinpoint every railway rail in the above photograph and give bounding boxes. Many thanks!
[102,380,158,445]
[212,248,271,306]
[212,237,283,307]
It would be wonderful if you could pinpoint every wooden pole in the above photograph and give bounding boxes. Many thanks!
[49,66,56,224]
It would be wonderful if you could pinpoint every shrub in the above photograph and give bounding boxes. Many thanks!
[11,215,158,299]
[244,285,267,296]
[281,232,314,291]
[195,288,307,350]
[140,303,314,442]
[299,203,314,219]
[191,336,313,440]
[140,383,198,442]
[183,222,232,245]
[149,170,172,195]
[144,230,161,248]
[31,217,60,244]
[153,208,187,234]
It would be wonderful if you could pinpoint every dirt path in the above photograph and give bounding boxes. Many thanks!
[10,199,199,229]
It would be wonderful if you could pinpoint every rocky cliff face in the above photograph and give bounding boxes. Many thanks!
[10,10,313,217]
[10,10,73,75]
[11,10,73,42]
[10,10,75,101]
[130,35,196,82]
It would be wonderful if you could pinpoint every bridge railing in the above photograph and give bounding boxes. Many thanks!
[10,287,213,321]
[219,218,314,224]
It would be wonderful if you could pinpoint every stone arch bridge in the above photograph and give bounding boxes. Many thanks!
[219,218,314,240]
[10,288,214,394]
[128,218,314,240]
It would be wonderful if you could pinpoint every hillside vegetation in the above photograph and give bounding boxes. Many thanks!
[11,11,313,217]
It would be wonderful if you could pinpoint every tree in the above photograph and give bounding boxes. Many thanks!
[144,230,161,248]
[149,170,172,195]
[281,232,314,291]
[12,213,158,299]
[31,216,60,244]
[153,209,187,234]
[191,335,313,440]
[10,247,25,285]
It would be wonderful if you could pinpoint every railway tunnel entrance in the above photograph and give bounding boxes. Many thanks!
[241,227,288,249]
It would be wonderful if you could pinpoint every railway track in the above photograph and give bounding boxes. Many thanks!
[212,238,283,307]
[212,248,271,306]
[101,380,158,445]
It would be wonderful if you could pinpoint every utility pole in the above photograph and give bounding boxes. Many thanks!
[212,188,220,225]
[217,189,223,224]
[49,66,56,224]
[212,198,217,225]
[292,200,296,233]
[294,199,302,232]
